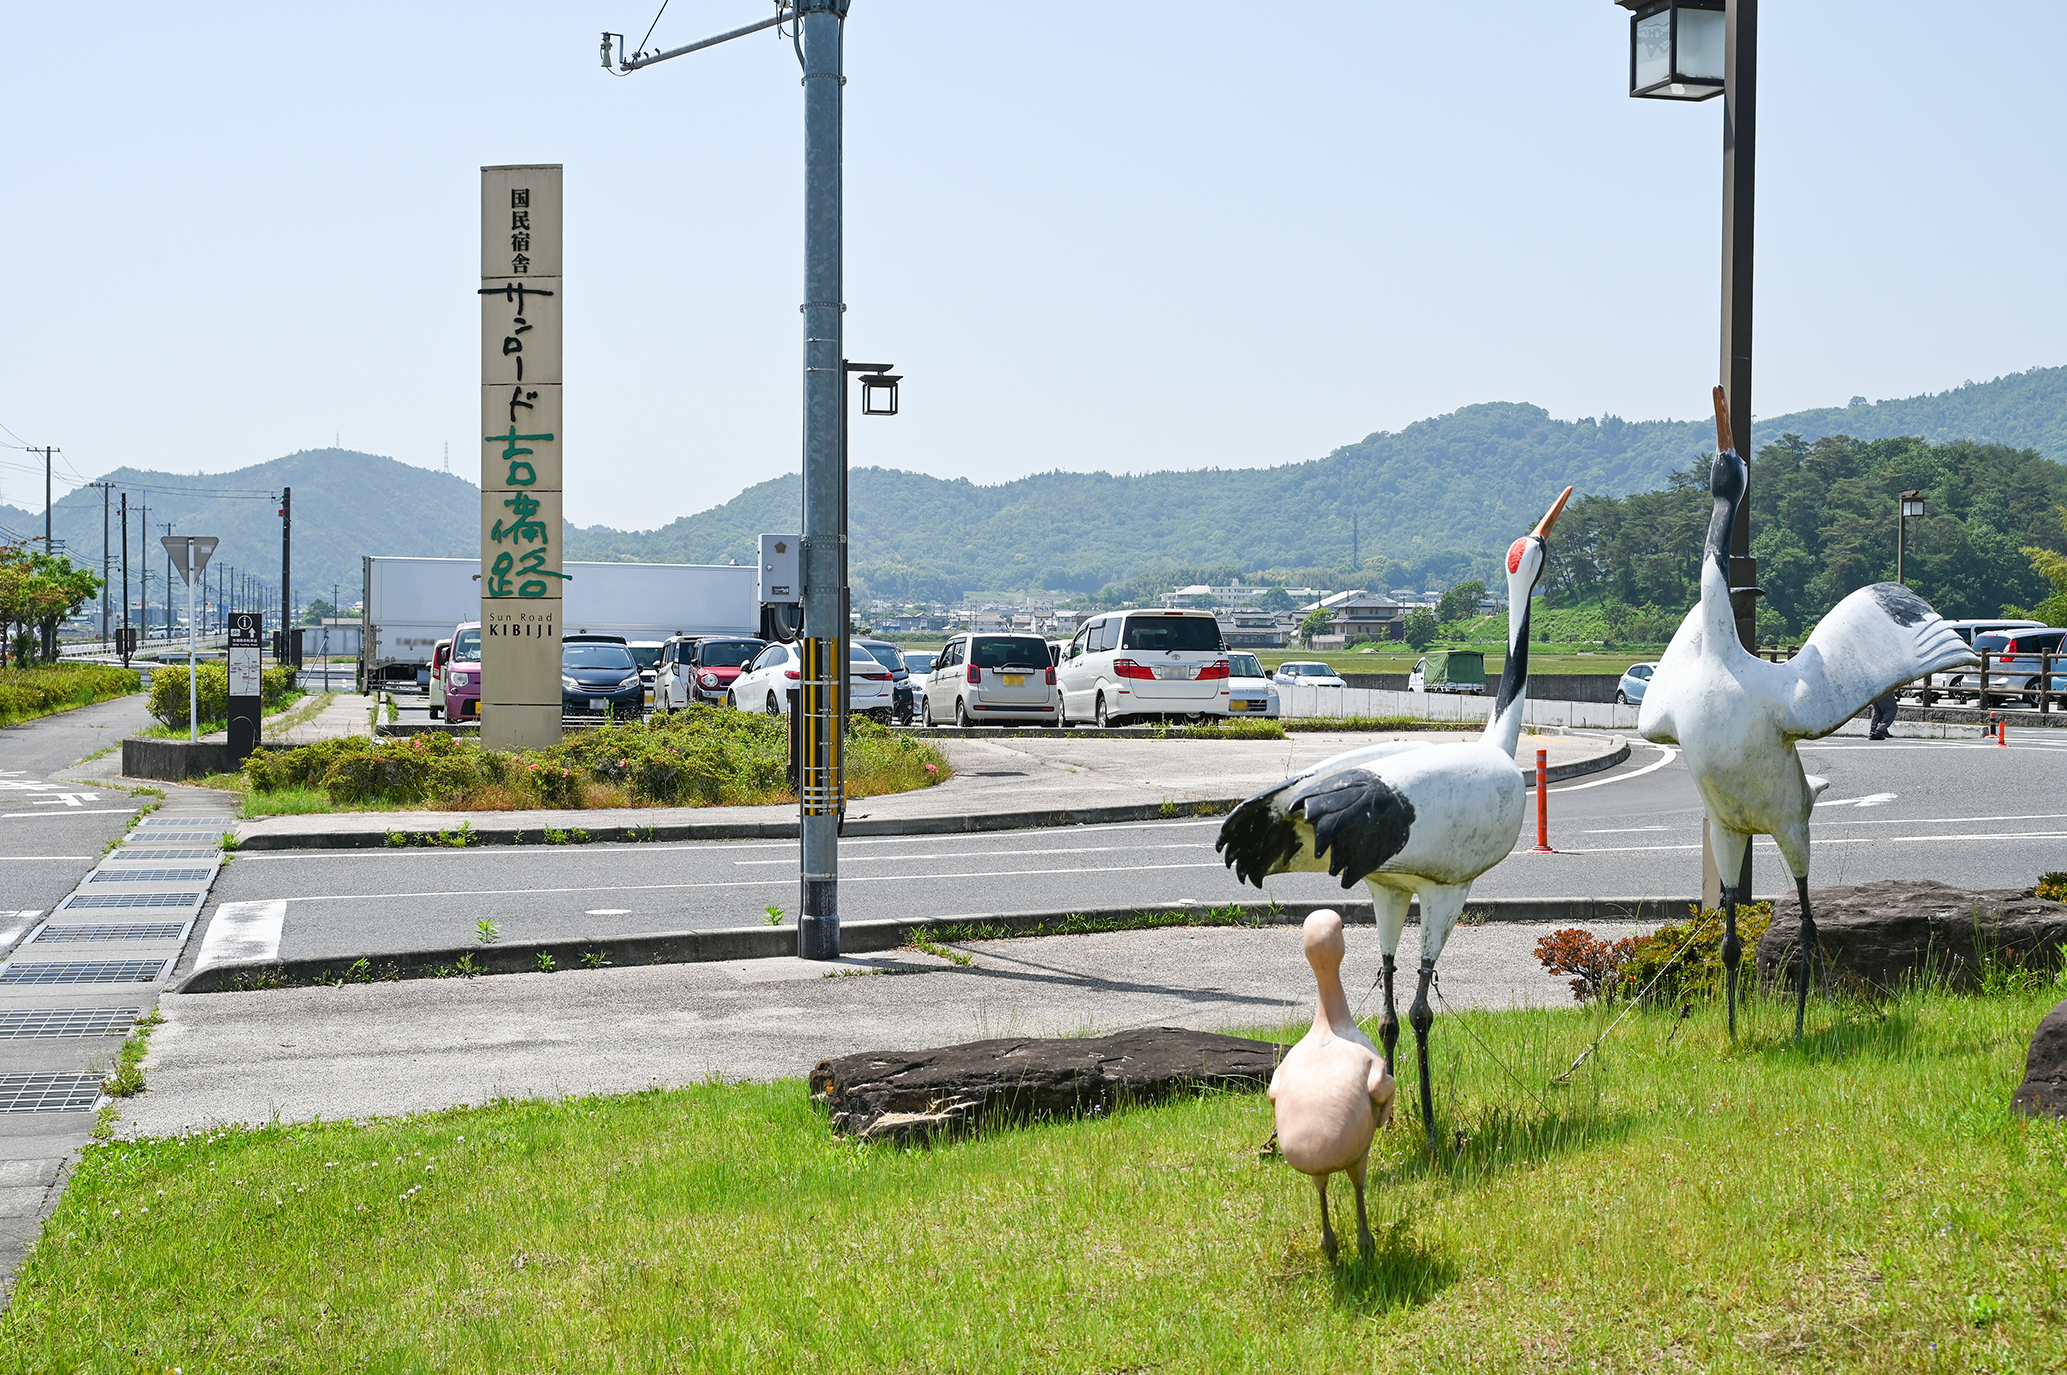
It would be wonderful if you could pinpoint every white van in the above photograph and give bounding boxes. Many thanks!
[924,633,1061,726]
[1058,609,1230,727]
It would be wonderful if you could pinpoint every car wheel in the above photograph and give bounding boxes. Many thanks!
[955,697,972,728]
[429,706,442,720]
[766,692,781,717]
[726,692,738,711]
[1614,691,1628,705]
[1096,693,1117,728]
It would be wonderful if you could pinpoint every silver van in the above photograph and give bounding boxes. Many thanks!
[1058,609,1230,726]
[924,633,1061,726]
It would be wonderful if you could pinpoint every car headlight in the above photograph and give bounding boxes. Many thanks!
[620,674,640,689]
[561,676,577,690]
[698,671,719,688]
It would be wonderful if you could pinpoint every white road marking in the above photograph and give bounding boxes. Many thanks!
[1561,831,2067,854]
[1,808,139,819]
[1582,826,1667,834]
[1547,743,1678,793]
[8,857,94,862]
[1817,792,1897,808]
[194,900,286,971]
[732,842,1202,867]
[1812,812,2067,827]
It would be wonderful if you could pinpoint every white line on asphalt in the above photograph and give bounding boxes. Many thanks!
[732,842,1203,867]
[1547,743,1678,793]
[7,857,95,861]
[1560,831,2067,854]
[1810,812,2067,828]
[194,899,286,971]
[1,808,140,819]
[1582,827,1667,834]
[274,860,1232,903]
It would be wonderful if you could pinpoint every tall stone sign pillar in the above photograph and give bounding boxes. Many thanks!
[478,164,568,751]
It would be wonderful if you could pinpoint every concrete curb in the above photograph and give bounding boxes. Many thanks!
[226,739,1627,850]
[173,892,1704,994]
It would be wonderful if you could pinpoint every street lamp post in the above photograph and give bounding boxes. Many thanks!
[1617,0,1758,909]
[1896,490,1925,586]
[607,0,861,960]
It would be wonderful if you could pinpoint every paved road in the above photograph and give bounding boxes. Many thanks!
[0,694,156,917]
[195,727,2067,967]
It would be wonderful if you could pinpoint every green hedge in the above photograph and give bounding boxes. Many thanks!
[147,664,298,727]
[0,664,141,727]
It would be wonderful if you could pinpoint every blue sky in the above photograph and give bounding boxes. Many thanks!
[2,2,2061,531]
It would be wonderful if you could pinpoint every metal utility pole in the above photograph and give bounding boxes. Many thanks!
[1719,0,1757,656]
[118,493,130,667]
[32,447,57,553]
[160,524,174,639]
[280,486,292,666]
[606,0,856,960]
[90,482,112,642]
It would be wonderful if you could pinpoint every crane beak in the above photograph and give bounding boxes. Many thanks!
[1531,486,1574,541]
[1712,384,1736,456]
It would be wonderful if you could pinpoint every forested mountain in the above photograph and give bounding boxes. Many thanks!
[1547,434,2067,638]
[13,364,2067,611]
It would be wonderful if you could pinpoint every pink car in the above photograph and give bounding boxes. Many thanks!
[443,622,482,721]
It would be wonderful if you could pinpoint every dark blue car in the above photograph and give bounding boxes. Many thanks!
[562,636,644,719]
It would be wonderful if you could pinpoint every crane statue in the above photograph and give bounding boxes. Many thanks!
[1638,387,1977,1040]
[1270,909,1396,1262]
[1218,485,1574,1151]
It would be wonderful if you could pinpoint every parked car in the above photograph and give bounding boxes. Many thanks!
[1047,640,1067,667]
[444,623,483,721]
[628,640,666,710]
[727,640,895,719]
[1272,660,1347,689]
[854,638,916,724]
[655,634,766,711]
[927,632,1064,726]
[1058,610,1229,726]
[1615,662,1658,706]
[428,638,454,719]
[1918,618,2044,700]
[562,635,643,719]
[902,649,939,721]
[1973,628,2067,704]
[1225,652,1280,718]
[1408,651,1485,695]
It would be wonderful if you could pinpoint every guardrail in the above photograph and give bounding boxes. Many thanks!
[1759,646,2065,715]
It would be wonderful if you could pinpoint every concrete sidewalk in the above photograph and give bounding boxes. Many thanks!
[119,917,1650,1135]
[224,729,1629,849]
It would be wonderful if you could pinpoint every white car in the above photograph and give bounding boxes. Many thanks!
[925,633,1062,726]
[1225,652,1281,718]
[1272,660,1347,689]
[901,649,939,721]
[1058,609,1230,726]
[727,640,895,719]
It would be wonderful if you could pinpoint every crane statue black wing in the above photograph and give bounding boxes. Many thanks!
[1779,582,1977,740]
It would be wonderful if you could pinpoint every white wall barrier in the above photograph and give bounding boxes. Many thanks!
[1279,683,1643,732]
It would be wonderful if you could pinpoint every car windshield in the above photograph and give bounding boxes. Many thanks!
[564,644,635,670]
[1284,662,1326,676]
[1230,653,1264,678]
[903,652,936,674]
[695,641,760,668]
[453,629,480,660]
[629,646,661,671]
[1974,634,2012,653]
[1121,616,1223,652]
[862,643,904,672]
[972,636,1049,670]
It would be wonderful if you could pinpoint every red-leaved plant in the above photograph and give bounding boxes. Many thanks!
[1533,927,1639,1005]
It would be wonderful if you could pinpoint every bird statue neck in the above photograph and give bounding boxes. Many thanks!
[1309,959,1356,1037]
[1480,581,1533,756]
[1701,460,1749,656]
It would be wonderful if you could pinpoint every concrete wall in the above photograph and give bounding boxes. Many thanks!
[1278,682,1645,731]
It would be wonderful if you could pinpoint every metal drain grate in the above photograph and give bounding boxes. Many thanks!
[117,835,219,846]
[33,922,192,943]
[61,893,201,910]
[0,960,170,986]
[0,1073,105,1112]
[0,1008,140,1038]
[100,849,216,860]
[138,816,234,826]
[89,869,212,883]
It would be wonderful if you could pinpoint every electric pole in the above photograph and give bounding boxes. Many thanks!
[32,446,57,554]
[161,524,174,639]
[119,493,130,667]
[280,486,292,665]
[87,482,113,642]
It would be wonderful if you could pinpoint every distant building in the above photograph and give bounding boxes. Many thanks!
[1299,589,1405,644]
[1217,611,1291,649]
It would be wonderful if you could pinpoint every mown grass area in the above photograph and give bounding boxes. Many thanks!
[0,663,140,728]
[219,707,951,817]
[8,983,2063,1372]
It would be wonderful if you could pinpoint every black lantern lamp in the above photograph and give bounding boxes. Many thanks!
[1617,0,1725,101]
[859,371,901,416]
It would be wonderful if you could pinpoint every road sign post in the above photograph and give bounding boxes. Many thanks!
[227,612,263,759]
[160,536,220,744]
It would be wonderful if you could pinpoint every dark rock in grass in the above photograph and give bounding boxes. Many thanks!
[1756,879,2067,994]
[809,1026,1282,1144]
[2014,999,2067,1118]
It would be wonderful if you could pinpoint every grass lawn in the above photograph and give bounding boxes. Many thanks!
[5,983,2062,1371]
[0,663,140,729]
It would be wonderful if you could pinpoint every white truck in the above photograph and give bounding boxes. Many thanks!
[360,555,767,690]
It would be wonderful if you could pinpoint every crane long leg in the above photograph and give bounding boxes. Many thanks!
[1793,874,1816,1042]
[1409,962,1436,1153]
[1313,1172,1337,1263]
[1721,885,1741,1039]
[1378,953,1399,1073]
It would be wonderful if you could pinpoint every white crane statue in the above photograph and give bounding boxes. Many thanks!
[1219,486,1574,1151]
[1270,909,1396,1262]
[1638,387,1977,1039]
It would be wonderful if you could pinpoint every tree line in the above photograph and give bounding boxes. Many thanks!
[0,547,101,667]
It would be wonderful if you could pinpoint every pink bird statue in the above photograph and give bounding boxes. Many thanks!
[1270,909,1396,1261]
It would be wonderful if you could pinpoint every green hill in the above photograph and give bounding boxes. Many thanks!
[15,364,2067,608]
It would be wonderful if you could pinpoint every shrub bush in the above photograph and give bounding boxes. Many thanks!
[1617,902,1774,1004]
[148,663,297,727]
[1534,927,1639,1004]
[0,664,139,726]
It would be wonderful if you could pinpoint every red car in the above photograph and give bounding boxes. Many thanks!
[656,634,766,711]
[443,622,483,720]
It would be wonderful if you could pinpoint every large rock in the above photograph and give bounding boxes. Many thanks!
[810,1027,1281,1144]
[2014,1000,2067,1118]
[1756,879,2067,993]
